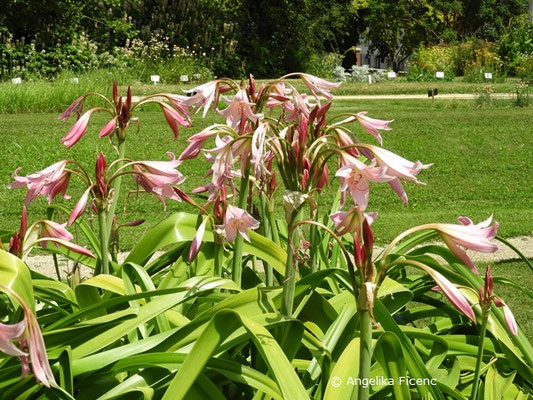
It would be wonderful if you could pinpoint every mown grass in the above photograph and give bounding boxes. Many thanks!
[0,69,520,113]
[1,98,532,251]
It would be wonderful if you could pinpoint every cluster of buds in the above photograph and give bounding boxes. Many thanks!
[479,266,517,335]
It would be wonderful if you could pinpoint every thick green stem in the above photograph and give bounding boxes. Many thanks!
[260,193,274,286]
[214,236,225,278]
[471,308,489,400]
[358,307,373,400]
[281,208,303,316]
[106,139,126,236]
[231,166,251,287]
[96,210,110,276]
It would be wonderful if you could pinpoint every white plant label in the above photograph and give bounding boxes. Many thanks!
[387,71,396,79]
[368,75,373,84]
[484,73,493,80]
[12,77,22,84]
[70,77,79,84]
[150,75,160,84]
[180,75,189,82]
[435,71,444,79]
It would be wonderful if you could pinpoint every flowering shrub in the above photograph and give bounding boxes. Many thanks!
[0,73,531,399]
[406,45,458,81]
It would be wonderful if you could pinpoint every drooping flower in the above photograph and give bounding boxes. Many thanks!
[251,122,270,179]
[355,112,393,145]
[158,102,191,139]
[179,124,220,161]
[330,206,377,236]
[0,285,56,387]
[424,267,476,322]
[365,145,432,204]
[299,73,341,101]
[219,89,262,130]
[183,80,220,117]
[335,155,393,210]
[8,161,71,205]
[99,116,118,138]
[222,204,260,242]
[434,216,499,274]
[60,109,99,148]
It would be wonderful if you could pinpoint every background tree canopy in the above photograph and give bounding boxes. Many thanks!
[0,0,530,77]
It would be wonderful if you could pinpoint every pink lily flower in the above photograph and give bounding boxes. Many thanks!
[60,108,98,148]
[330,206,377,236]
[356,112,393,145]
[158,102,191,139]
[251,122,269,179]
[335,155,393,210]
[367,145,432,183]
[299,73,341,101]
[222,204,260,242]
[0,320,27,357]
[179,124,220,161]
[58,94,86,122]
[435,216,499,274]
[335,129,360,157]
[9,161,71,205]
[493,298,518,335]
[183,80,219,117]
[39,220,73,246]
[130,152,183,179]
[0,286,56,387]
[423,266,476,322]
[219,89,262,130]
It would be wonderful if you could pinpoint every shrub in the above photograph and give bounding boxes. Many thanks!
[406,45,457,81]
[457,41,504,82]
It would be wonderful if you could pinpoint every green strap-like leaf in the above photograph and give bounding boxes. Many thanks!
[373,332,411,400]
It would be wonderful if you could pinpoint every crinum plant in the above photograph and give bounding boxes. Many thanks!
[1,74,531,399]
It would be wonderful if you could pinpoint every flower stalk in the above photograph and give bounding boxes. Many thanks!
[231,165,251,287]
[470,306,489,400]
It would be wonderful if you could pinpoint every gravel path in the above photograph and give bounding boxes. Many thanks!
[25,236,533,279]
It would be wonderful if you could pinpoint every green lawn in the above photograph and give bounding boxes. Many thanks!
[0,72,521,114]
[1,99,532,249]
[1,98,532,339]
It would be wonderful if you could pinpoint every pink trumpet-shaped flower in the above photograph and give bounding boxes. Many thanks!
[58,94,86,122]
[188,217,209,262]
[299,73,341,101]
[39,220,73,249]
[425,267,476,322]
[8,161,71,205]
[99,116,118,138]
[219,89,261,130]
[335,129,360,157]
[330,206,377,237]
[159,102,191,139]
[493,298,518,335]
[183,80,219,117]
[335,155,393,210]
[367,145,432,183]
[179,125,219,160]
[436,216,498,274]
[0,321,27,357]
[355,112,393,145]
[68,186,92,225]
[132,152,183,179]
[251,122,269,179]
[0,286,56,387]
[222,204,260,242]
[60,108,98,148]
